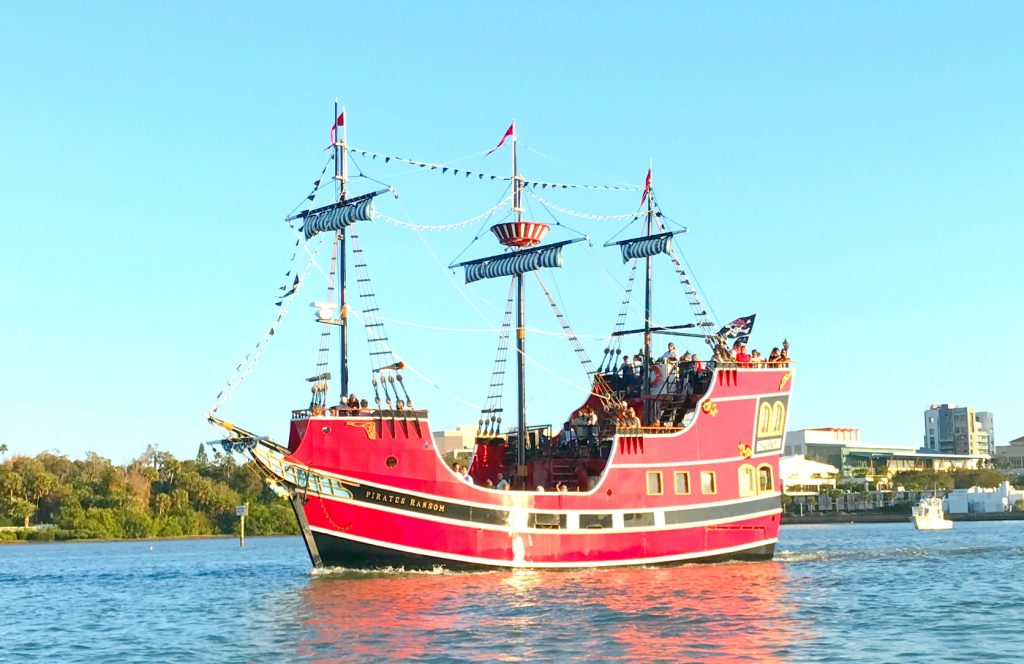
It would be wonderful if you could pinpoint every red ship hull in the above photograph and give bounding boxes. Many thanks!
[248,365,793,569]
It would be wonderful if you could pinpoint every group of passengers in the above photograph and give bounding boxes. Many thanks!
[715,339,792,368]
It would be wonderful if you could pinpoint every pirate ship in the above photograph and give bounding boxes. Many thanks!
[208,106,793,569]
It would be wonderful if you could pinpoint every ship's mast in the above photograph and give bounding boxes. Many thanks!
[512,122,527,469]
[334,100,349,400]
[641,162,654,424]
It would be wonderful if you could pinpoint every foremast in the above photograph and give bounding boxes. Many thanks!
[333,100,350,399]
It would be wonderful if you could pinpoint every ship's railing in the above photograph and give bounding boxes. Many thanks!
[291,407,428,420]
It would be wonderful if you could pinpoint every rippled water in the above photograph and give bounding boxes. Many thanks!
[2,522,1022,662]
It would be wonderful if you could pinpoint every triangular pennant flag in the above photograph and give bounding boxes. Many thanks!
[453,169,459,175]
[385,157,391,163]
[465,172,471,178]
[485,122,515,157]
[442,168,448,174]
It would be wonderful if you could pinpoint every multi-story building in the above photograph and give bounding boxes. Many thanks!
[923,403,993,456]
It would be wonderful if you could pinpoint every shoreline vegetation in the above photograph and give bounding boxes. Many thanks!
[0,445,299,543]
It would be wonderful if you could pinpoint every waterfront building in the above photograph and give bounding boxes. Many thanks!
[432,424,479,457]
[779,455,838,495]
[994,435,1024,474]
[945,481,1024,514]
[923,403,993,456]
[784,428,986,481]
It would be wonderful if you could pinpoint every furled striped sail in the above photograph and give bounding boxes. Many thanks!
[300,199,375,240]
[463,245,564,284]
[619,234,672,262]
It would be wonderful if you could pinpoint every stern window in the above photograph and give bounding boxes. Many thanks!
[701,471,717,495]
[674,471,691,495]
[739,464,757,497]
[646,471,663,495]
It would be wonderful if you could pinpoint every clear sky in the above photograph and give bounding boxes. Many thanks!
[2,2,1022,463]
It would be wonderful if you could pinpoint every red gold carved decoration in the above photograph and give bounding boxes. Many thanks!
[779,372,792,391]
[738,443,753,459]
[347,421,377,440]
[701,400,718,417]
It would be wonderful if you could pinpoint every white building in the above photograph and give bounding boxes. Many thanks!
[779,455,838,495]
[945,481,1024,514]
[784,427,861,456]
[432,424,478,456]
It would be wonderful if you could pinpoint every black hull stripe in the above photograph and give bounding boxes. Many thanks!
[311,530,776,571]
[345,484,780,529]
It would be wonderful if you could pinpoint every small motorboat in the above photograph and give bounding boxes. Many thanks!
[911,495,953,530]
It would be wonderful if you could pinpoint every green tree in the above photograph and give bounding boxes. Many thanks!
[952,468,1007,489]
[7,497,37,527]
[893,470,954,492]
[196,443,210,468]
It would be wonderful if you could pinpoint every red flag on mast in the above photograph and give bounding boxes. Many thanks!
[329,112,345,145]
[640,166,652,206]
[485,122,515,157]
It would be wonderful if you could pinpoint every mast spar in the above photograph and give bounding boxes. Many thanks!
[642,161,654,424]
[512,121,528,471]
[334,101,349,400]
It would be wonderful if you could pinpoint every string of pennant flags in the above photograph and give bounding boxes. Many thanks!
[348,147,643,191]
[208,243,323,416]
[526,190,643,222]
[374,194,514,232]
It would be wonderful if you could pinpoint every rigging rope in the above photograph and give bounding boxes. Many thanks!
[599,260,639,373]
[526,190,643,221]
[374,194,513,232]
[348,227,411,408]
[208,240,325,416]
[348,147,642,191]
[534,272,597,378]
[477,281,516,437]
[309,241,338,409]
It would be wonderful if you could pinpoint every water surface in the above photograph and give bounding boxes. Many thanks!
[3,522,1021,662]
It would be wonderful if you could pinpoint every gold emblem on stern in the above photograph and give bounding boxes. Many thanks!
[701,400,718,417]
[346,421,377,440]
[779,372,792,391]
[738,443,753,459]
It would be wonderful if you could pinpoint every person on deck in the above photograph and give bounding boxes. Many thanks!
[735,344,751,367]
[460,465,474,485]
[659,342,680,362]
[495,473,509,490]
[620,356,636,387]
[767,347,781,366]
[557,422,578,456]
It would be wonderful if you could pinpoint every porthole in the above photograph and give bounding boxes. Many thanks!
[386,456,398,468]
[321,426,331,434]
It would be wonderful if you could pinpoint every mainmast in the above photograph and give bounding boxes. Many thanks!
[512,123,527,469]
[333,101,349,400]
[642,162,654,424]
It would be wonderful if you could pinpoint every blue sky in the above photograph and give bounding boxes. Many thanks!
[2,2,1022,462]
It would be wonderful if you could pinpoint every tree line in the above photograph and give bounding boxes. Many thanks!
[0,444,298,542]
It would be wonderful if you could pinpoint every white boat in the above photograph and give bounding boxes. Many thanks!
[911,496,953,530]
